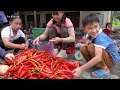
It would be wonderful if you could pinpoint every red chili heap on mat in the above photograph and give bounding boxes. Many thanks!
[1,49,80,79]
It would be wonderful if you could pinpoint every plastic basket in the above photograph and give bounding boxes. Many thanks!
[32,28,45,39]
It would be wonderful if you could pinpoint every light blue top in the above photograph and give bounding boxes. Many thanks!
[94,32,120,64]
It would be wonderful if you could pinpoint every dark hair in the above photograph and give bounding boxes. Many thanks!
[82,13,99,28]
[106,22,110,28]
[52,11,66,25]
[10,13,21,22]
[52,11,64,15]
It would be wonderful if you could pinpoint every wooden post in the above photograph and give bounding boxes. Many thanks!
[79,11,82,30]
[34,11,37,28]
[25,15,27,29]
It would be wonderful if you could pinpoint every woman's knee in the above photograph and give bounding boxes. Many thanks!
[48,27,58,39]
[18,37,25,43]
[13,37,25,44]
[61,27,68,33]
[48,27,56,33]
[61,27,68,37]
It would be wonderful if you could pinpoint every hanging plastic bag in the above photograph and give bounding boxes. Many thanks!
[36,41,55,55]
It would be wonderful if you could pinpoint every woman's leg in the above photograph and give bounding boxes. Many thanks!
[57,27,69,58]
[0,39,12,51]
[60,27,68,50]
[0,37,25,53]
[12,37,25,53]
[48,27,58,48]
[48,27,59,55]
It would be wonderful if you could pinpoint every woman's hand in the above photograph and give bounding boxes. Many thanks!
[49,37,63,44]
[5,53,15,60]
[0,65,9,75]
[72,67,82,79]
[24,38,29,49]
[23,44,29,49]
[19,43,27,49]
[24,42,29,49]
[33,36,40,45]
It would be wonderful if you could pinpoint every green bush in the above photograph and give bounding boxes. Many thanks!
[112,19,120,26]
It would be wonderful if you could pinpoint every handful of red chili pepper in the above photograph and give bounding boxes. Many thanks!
[1,49,80,79]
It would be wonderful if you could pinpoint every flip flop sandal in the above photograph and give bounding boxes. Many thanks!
[91,69,110,78]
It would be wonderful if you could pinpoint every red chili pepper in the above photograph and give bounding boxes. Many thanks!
[1,48,79,79]
[28,60,38,68]
[58,70,72,75]
[10,66,19,72]
[18,65,24,76]
[42,68,53,74]
[53,61,58,69]
[5,59,11,65]
[54,76,65,79]
[62,65,71,72]
[30,55,41,59]
[24,72,32,79]
[67,61,80,68]
[29,65,34,68]
[0,75,4,79]
[23,61,31,65]
[12,74,18,79]
[24,49,36,54]
[32,52,37,56]
[7,65,13,71]
[28,76,38,79]
[30,59,41,67]
[67,74,74,78]
[49,73,57,79]
[55,63,61,69]
[51,60,54,70]
[17,56,27,64]
[37,60,44,65]
[60,74,71,79]
[40,71,51,78]
[19,70,26,78]
[23,65,31,69]
[41,58,49,62]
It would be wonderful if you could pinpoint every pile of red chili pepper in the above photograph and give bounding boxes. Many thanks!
[1,49,80,79]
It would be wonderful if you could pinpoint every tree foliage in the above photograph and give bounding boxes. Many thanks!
[112,11,120,26]
[113,11,120,20]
